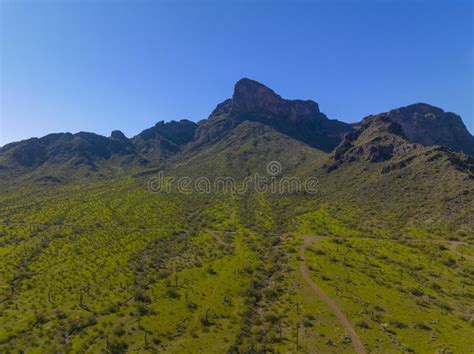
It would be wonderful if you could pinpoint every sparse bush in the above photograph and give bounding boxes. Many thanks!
[389,320,407,329]
[356,320,371,329]
[134,291,150,303]
[166,287,180,299]
[114,327,126,337]
[186,301,198,310]
[137,305,149,316]
[410,288,424,297]
[414,322,431,331]
[263,312,279,325]
[108,340,128,353]
[443,258,457,267]
[207,266,217,275]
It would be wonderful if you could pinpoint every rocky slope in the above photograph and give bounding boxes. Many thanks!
[0,120,197,176]
[326,114,474,176]
[367,103,474,156]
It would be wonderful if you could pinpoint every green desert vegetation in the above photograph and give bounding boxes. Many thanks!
[302,236,473,353]
[1,172,472,353]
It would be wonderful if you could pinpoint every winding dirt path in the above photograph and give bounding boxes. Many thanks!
[447,241,474,261]
[300,236,366,354]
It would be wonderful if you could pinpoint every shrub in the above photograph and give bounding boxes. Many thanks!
[389,320,407,329]
[443,258,457,267]
[414,322,431,330]
[356,321,371,329]
[134,291,150,303]
[166,287,180,299]
[207,266,217,275]
[410,288,424,297]
[263,312,279,325]
[137,305,149,316]
[108,340,128,353]
[114,327,126,337]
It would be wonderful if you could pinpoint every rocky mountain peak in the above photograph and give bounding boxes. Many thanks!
[202,78,351,152]
[110,130,128,141]
[328,115,418,171]
[210,78,321,122]
[358,115,407,139]
[230,78,321,119]
[375,103,474,156]
[230,78,285,114]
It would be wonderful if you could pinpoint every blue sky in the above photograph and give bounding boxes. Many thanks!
[1,0,473,146]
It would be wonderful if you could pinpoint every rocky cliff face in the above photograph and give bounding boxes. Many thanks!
[327,114,474,178]
[329,116,418,169]
[228,78,320,121]
[131,120,197,163]
[371,103,474,156]
[196,78,353,151]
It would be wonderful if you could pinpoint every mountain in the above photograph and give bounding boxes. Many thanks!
[131,119,197,164]
[1,79,473,180]
[0,120,197,179]
[0,132,137,171]
[312,114,474,237]
[326,113,473,185]
[172,120,327,180]
[330,115,418,168]
[193,78,353,151]
[366,103,474,156]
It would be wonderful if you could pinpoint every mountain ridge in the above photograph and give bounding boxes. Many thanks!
[1,78,473,178]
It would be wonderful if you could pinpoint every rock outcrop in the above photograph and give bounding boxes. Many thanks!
[371,103,474,156]
[197,78,353,151]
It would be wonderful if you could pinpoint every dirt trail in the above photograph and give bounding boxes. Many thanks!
[447,241,474,261]
[300,236,366,354]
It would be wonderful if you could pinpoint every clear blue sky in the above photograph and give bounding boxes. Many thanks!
[1,0,473,146]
